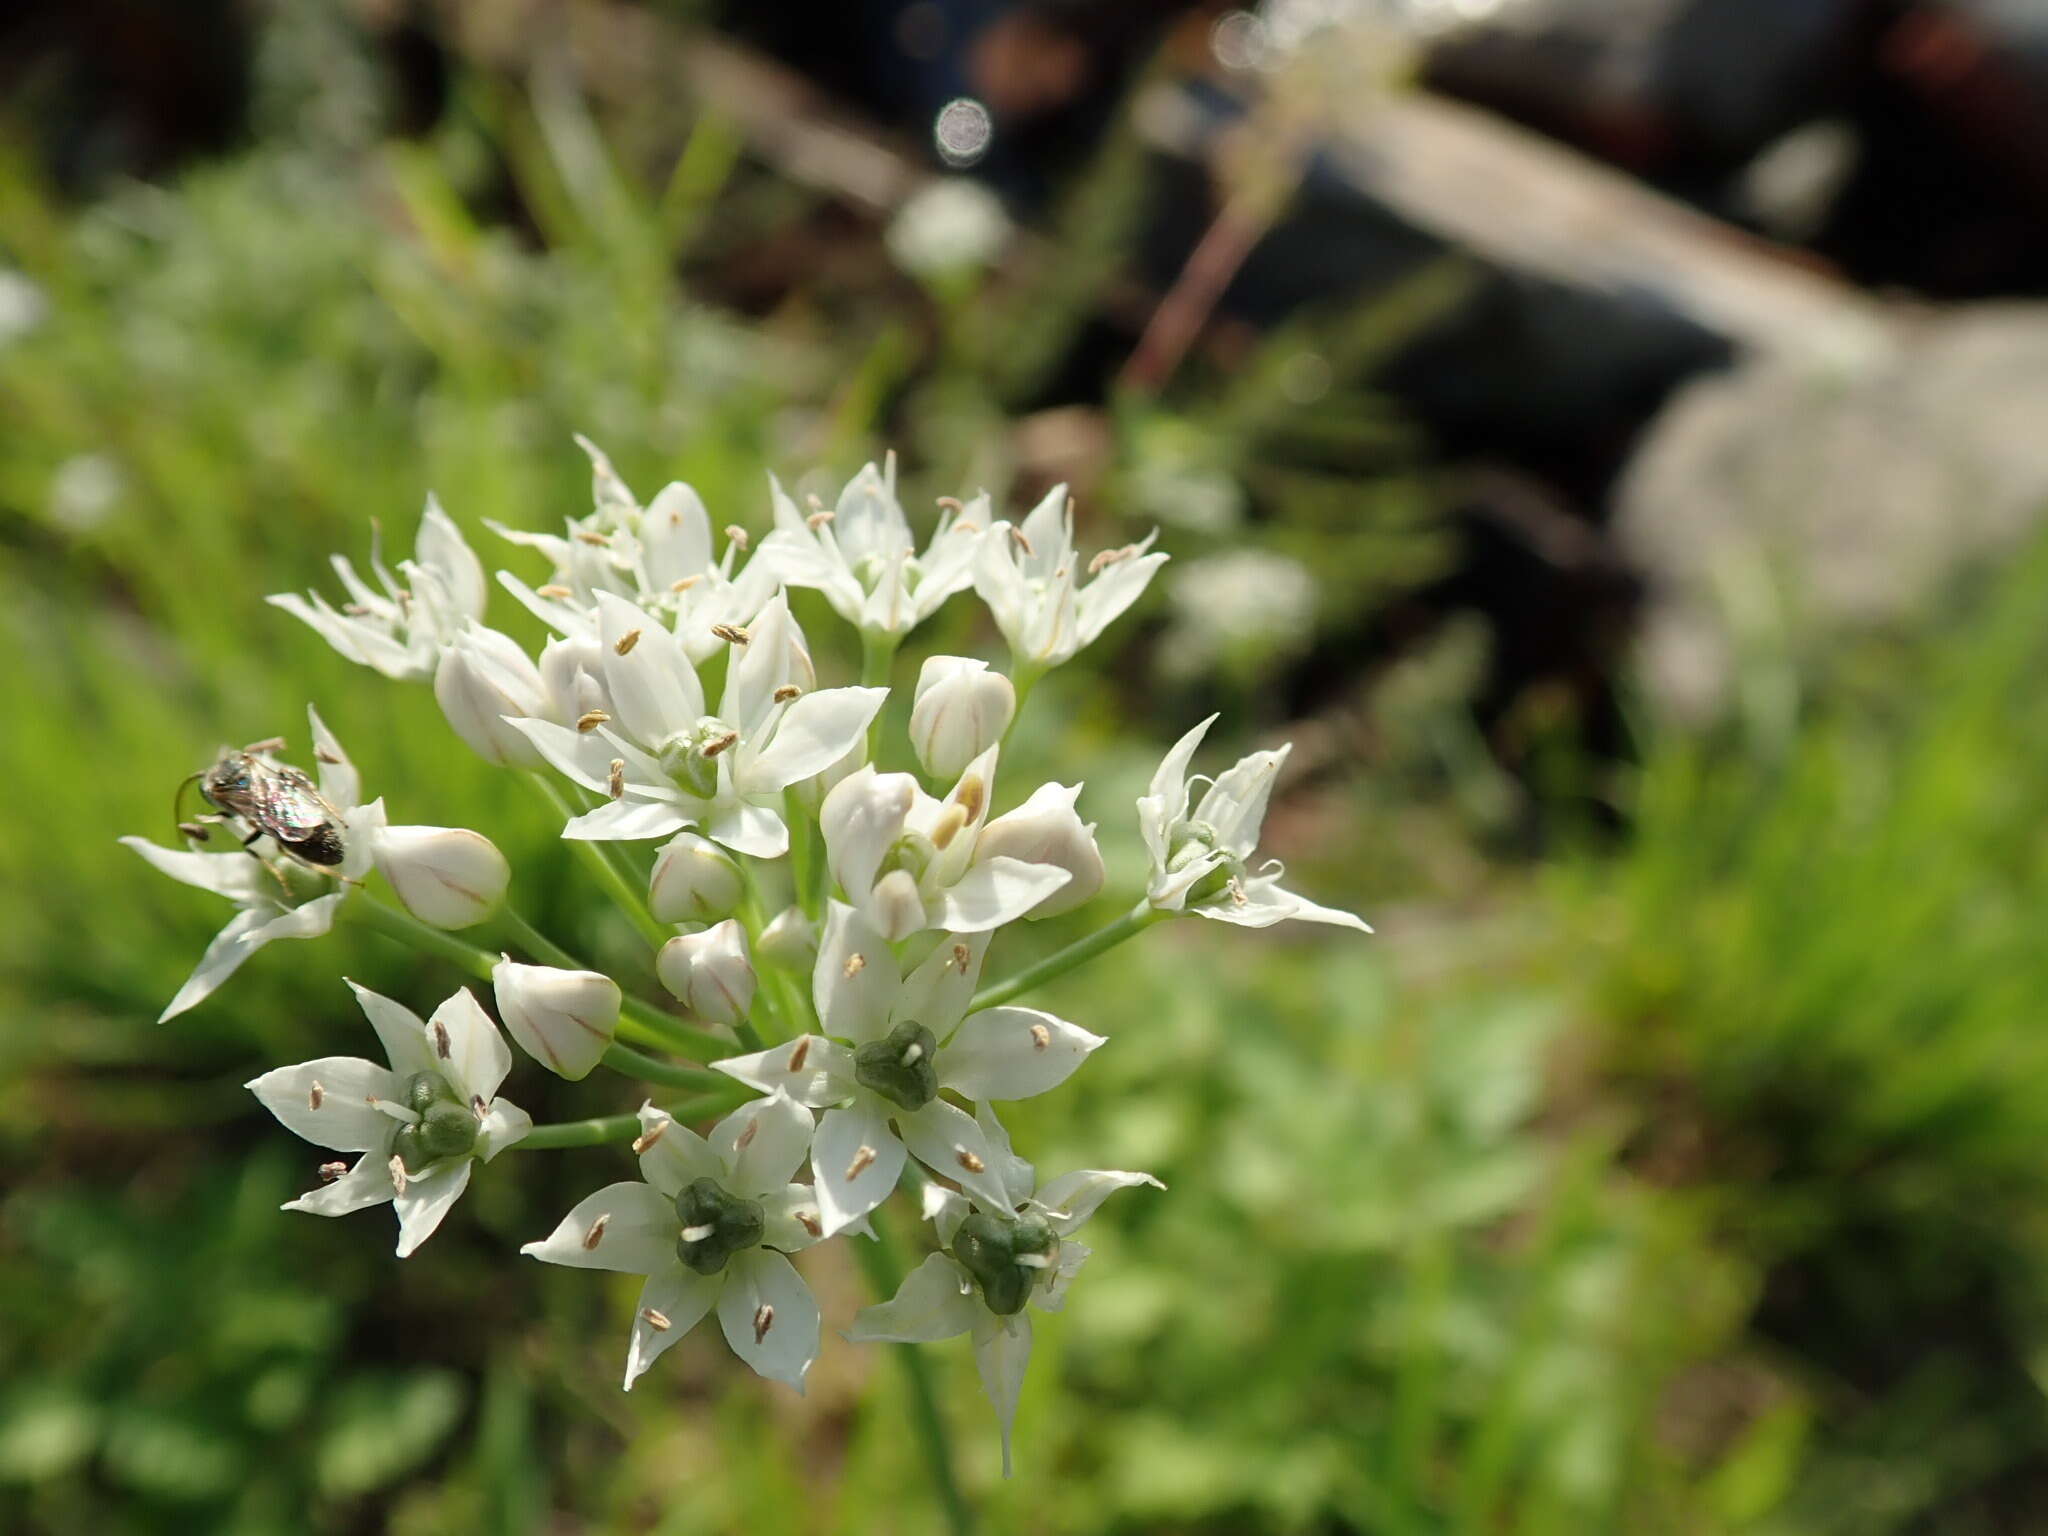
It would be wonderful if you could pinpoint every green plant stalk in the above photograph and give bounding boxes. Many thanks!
[516,1086,752,1150]
[786,791,824,921]
[498,905,581,971]
[860,627,900,757]
[525,774,670,949]
[853,1207,974,1536]
[738,867,814,1051]
[601,1042,724,1093]
[970,901,1168,1011]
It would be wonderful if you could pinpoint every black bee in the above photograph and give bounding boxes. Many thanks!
[184,742,348,868]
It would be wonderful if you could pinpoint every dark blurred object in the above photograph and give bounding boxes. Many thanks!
[1427,0,2048,298]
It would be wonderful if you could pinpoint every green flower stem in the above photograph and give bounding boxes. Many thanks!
[514,1086,753,1151]
[786,791,824,921]
[852,1207,974,1536]
[1001,656,1045,750]
[616,998,732,1064]
[970,900,1169,1011]
[498,905,581,971]
[738,869,813,1051]
[525,774,670,950]
[601,1041,725,1092]
[860,627,900,758]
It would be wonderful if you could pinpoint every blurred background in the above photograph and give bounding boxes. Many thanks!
[7,0,2048,1530]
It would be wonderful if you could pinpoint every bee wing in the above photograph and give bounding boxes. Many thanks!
[252,763,341,838]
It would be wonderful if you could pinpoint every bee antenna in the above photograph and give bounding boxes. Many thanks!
[171,771,206,833]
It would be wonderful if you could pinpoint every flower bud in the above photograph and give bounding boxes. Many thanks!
[975,782,1104,918]
[373,824,510,929]
[539,633,612,723]
[909,656,1015,781]
[492,959,620,1080]
[648,832,743,924]
[434,625,550,768]
[657,920,756,1028]
[871,868,928,942]
[757,906,816,972]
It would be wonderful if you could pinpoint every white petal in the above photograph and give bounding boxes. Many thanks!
[921,1183,972,1247]
[1197,876,1372,933]
[820,769,916,906]
[712,1037,856,1109]
[847,1252,981,1344]
[761,1184,828,1253]
[120,837,266,902]
[939,1008,1102,1101]
[562,797,691,842]
[897,1098,1011,1209]
[475,1098,532,1160]
[344,980,436,1080]
[596,592,703,744]
[1075,545,1168,649]
[640,481,714,585]
[497,571,592,641]
[740,687,889,794]
[424,988,513,1103]
[720,590,813,728]
[306,705,362,813]
[159,907,269,1022]
[812,1101,905,1236]
[283,1153,397,1217]
[1192,745,1288,861]
[246,1056,400,1152]
[520,1180,676,1274]
[712,1091,815,1196]
[1037,1240,1091,1312]
[393,1159,473,1257]
[930,857,1070,934]
[1032,1169,1165,1235]
[506,716,613,795]
[895,930,991,1040]
[812,902,900,1043]
[1137,715,1214,867]
[972,1312,1033,1478]
[718,1249,820,1392]
[416,497,488,620]
[619,1106,713,1197]
[624,1265,721,1389]
[974,1100,1035,1209]
[705,799,788,858]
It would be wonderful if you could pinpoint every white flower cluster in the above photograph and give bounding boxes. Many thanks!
[125,440,1369,1473]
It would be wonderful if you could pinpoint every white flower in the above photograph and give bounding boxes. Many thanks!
[121,708,383,1021]
[974,782,1104,919]
[509,591,885,858]
[647,832,744,925]
[246,983,531,1257]
[496,437,780,665]
[758,459,985,638]
[756,906,817,972]
[492,960,621,1081]
[434,624,552,768]
[373,825,509,930]
[268,497,486,681]
[657,920,756,1028]
[885,177,1012,279]
[1138,714,1372,931]
[1161,550,1317,678]
[521,1093,826,1391]
[849,1108,1161,1474]
[713,902,1104,1235]
[820,749,1071,942]
[908,656,1015,781]
[972,485,1167,670]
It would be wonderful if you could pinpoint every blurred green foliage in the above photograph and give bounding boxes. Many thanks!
[5,4,2048,1533]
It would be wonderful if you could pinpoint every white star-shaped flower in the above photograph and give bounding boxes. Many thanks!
[246,982,531,1256]
[849,1105,1160,1474]
[972,484,1166,671]
[268,497,486,681]
[712,902,1104,1235]
[1139,714,1372,932]
[521,1092,826,1391]
[510,590,886,857]
[757,458,985,638]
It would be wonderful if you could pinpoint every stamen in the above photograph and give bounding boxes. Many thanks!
[670,574,701,592]
[1009,527,1034,556]
[753,1304,774,1344]
[930,804,968,850]
[936,496,964,513]
[432,1020,451,1058]
[471,1095,487,1120]
[1030,1023,1050,1051]
[308,1080,325,1110]
[318,1160,347,1183]
[847,1145,878,1180]
[608,760,625,800]
[178,821,212,841]
[679,1223,716,1243]
[537,583,574,599]
[343,602,370,615]
[788,1037,811,1073]
[843,953,866,979]
[388,1155,408,1195]
[772,684,802,703]
[576,710,611,732]
[632,1121,667,1156]
[724,525,750,552]
[735,1119,759,1151]
[710,623,750,646]
[314,746,342,765]
[1089,544,1136,574]
[951,774,986,824]
[952,943,971,970]
[956,1148,986,1174]
[797,1210,823,1238]
[1229,878,1248,908]
[701,730,739,758]
[583,1213,610,1250]
[575,530,611,546]
[805,509,835,530]
[642,1308,672,1331]
[244,736,287,754]
[614,628,642,656]
[804,494,825,512]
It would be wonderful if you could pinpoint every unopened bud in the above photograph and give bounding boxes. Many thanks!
[656,920,756,1028]
[757,906,817,972]
[492,959,620,1080]
[648,832,742,924]
[435,625,551,768]
[373,824,510,929]
[870,867,927,942]
[539,633,612,724]
[908,656,1015,781]
[975,782,1104,918]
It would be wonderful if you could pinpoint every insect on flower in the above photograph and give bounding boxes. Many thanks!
[180,741,349,869]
